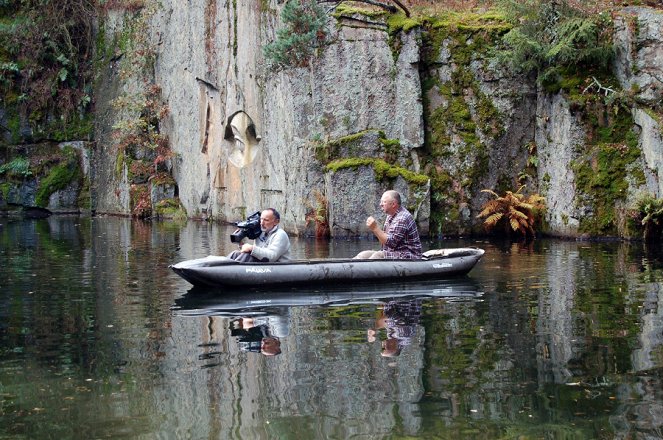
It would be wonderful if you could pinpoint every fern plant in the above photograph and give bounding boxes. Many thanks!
[634,194,663,243]
[0,157,32,178]
[477,185,546,238]
[305,189,330,238]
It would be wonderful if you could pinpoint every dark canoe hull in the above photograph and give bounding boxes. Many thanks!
[170,247,485,288]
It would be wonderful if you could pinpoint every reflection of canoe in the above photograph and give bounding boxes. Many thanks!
[170,247,485,288]
[172,278,484,317]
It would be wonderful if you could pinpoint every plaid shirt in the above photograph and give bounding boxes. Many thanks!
[382,207,422,259]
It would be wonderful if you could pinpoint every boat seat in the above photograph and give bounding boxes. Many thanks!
[423,248,478,260]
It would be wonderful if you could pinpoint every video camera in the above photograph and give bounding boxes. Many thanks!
[230,211,262,243]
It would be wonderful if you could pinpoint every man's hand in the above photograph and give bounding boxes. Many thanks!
[366,216,378,232]
[240,243,254,253]
[367,216,388,245]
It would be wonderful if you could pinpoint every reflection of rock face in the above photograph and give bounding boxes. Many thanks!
[224,111,261,168]
[537,242,579,384]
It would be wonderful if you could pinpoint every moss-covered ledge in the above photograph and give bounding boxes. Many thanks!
[326,157,429,186]
[316,129,406,164]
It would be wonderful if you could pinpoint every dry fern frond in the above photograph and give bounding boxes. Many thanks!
[509,207,529,221]
[510,217,521,232]
[484,213,503,228]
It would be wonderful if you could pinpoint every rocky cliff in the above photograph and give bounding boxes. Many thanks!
[2,2,662,240]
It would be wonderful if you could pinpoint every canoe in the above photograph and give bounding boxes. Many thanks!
[172,278,484,317]
[170,247,485,288]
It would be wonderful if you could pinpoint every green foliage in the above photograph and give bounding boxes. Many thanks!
[0,156,32,178]
[0,0,96,142]
[263,0,327,70]
[632,194,663,243]
[495,0,613,84]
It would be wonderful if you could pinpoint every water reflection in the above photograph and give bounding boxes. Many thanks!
[1,217,663,439]
[367,298,422,357]
[173,278,483,316]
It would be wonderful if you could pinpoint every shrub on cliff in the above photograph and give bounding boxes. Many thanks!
[495,0,613,85]
[0,0,96,143]
[264,0,328,70]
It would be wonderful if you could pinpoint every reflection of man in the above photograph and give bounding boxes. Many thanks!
[228,208,291,263]
[354,190,422,260]
[367,299,422,357]
[230,314,288,356]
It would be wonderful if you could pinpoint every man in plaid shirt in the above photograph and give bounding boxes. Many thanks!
[354,190,422,259]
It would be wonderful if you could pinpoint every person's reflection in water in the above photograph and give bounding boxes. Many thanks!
[230,312,289,356]
[367,299,422,357]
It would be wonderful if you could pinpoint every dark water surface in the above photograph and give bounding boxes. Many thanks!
[1,217,662,439]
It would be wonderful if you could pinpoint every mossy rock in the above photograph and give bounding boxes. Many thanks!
[154,197,187,221]
[317,130,406,165]
[326,157,429,186]
[34,148,81,208]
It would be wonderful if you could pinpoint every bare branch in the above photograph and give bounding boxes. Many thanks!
[390,0,410,17]
[582,76,615,96]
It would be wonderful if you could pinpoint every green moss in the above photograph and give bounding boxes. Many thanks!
[48,114,94,141]
[0,182,11,201]
[317,130,399,163]
[491,54,644,237]
[35,149,81,207]
[259,0,272,13]
[328,130,373,147]
[429,10,510,32]
[78,176,91,209]
[151,173,176,186]
[333,3,387,20]
[387,13,421,34]
[7,112,20,144]
[326,157,429,186]
[561,213,569,226]
[573,123,642,235]
[379,137,400,162]
[154,197,187,221]
[115,149,125,178]
[232,0,238,63]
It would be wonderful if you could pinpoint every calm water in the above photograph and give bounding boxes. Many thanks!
[1,217,662,439]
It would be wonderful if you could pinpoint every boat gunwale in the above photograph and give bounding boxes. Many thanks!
[171,248,485,268]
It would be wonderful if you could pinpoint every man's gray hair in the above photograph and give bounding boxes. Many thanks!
[385,190,401,206]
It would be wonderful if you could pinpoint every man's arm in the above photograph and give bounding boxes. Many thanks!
[383,216,409,249]
[251,229,290,262]
[367,216,388,245]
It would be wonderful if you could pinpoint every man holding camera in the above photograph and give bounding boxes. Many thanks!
[228,208,291,262]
